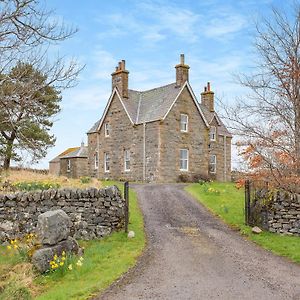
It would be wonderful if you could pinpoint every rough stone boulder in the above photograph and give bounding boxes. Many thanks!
[32,237,80,273]
[37,209,71,245]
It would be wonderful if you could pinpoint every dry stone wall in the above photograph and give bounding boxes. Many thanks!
[267,191,300,236]
[0,186,125,242]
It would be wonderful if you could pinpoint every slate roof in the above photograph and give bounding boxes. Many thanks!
[200,104,232,137]
[49,147,80,163]
[59,146,88,159]
[87,82,231,137]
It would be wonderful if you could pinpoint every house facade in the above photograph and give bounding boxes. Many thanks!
[87,55,232,182]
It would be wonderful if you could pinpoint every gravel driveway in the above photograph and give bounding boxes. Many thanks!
[97,184,300,300]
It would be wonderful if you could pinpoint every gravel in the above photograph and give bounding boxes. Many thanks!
[96,184,300,300]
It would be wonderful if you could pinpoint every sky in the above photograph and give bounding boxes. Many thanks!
[31,0,292,169]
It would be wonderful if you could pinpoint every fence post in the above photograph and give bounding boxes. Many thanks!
[124,181,129,233]
[245,180,250,225]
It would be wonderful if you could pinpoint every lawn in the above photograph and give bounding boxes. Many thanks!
[0,181,145,300]
[186,182,300,264]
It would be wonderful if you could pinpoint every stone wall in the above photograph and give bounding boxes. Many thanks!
[159,86,209,182]
[0,186,125,241]
[266,191,300,236]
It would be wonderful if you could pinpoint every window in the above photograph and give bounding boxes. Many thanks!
[210,126,216,141]
[104,152,110,172]
[180,114,188,132]
[180,149,189,171]
[209,155,216,173]
[104,123,110,137]
[94,152,99,169]
[124,150,130,171]
[67,159,71,172]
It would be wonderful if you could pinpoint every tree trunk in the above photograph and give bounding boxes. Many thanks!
[295,105,300,175]
[2,133,15,170]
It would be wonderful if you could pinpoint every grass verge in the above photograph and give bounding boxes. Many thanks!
[186,182,300,264]
[0,181,145,300]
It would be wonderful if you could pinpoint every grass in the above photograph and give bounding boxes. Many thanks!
[0,169,103,193]
[186,182,300,264]
[0,181,145,300]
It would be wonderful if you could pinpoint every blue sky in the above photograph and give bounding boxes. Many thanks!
[34,0,291,169]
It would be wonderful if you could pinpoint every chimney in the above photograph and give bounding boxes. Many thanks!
[111,59,129,98]
[175,54,190,87]
[201,82,214,112]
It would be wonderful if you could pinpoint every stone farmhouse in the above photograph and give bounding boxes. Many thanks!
[86,54,232,182]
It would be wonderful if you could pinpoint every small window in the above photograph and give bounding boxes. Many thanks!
[210,126,216,141]
[180,114,188,132]
[209,155,216,173]
[104,123,110,137]
[94,152,99,169]
[67,159,71,172]
[180,149,189,171]
[104,152,110,172]
[124,150,130,171]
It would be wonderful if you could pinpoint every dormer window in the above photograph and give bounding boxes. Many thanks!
[210,126,216,141]
[104,123,110,137]
[180,114,188,132]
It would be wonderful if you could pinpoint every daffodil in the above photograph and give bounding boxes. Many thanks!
[7,245,12,250]
[60,262,64,266]
[68,264,73,270]
[61,256,66,261]
[62,251,66,256]
[76,260,83,267]
[53,254,58,260]
[79,257,84,261]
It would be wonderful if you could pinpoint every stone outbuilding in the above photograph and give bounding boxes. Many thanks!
[87,54,232,182]
[49,143,88,178]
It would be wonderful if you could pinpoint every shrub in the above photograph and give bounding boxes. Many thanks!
[192,173,210,183]
[177,174,191,183]
[80,176,91,184]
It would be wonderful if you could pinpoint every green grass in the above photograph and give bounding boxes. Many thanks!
[0,182,145,300]
[186,182,300,264]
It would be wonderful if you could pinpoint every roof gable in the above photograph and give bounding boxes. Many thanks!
[162,82,209,127]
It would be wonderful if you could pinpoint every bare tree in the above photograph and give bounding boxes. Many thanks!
[0,0,83,168]
[221,5,300,191]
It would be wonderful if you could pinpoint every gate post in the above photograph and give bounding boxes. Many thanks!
[124,181,129,233]
[245,180,251,225]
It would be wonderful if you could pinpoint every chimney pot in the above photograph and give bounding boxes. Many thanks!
[204,86,207,92]
[121,60,125,70]
[118,62,122,70]
[180,54,185,65]
[207,82,211,92]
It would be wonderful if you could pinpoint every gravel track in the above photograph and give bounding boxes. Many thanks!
[97,184,300,300]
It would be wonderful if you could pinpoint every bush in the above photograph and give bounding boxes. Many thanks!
[80,176,91,184]
[178,173,210,183]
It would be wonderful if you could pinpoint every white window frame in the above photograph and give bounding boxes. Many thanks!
[210,126,216,141]
[104,152,110,173]
[210,154,217,173]
[124,150,130,172]
[94,151,99,169]
[180,114,188,132]
[179,149,189,171]
[104,123,110,137]
[67,159,71,172]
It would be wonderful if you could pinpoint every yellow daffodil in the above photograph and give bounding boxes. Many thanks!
[62,251,66,256]
[68,264,73,270]
[53,254,58,260]
[79,257,84,261]
[7,245,12,250]
[13,244,18,249]
[76,260,83,267]
[59,262,64,266]
[61,256,66,261]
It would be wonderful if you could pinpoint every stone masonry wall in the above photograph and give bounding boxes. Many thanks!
[0,186,125,242]
[266,191,300,236]
[159,86,209,182]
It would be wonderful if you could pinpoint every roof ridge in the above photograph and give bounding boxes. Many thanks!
[128,82,176,94]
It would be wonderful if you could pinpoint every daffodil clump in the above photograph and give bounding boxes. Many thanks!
[6,233,39,260]
[49,251,84,275]
[207,187,220,195]
[13,180,60,191]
